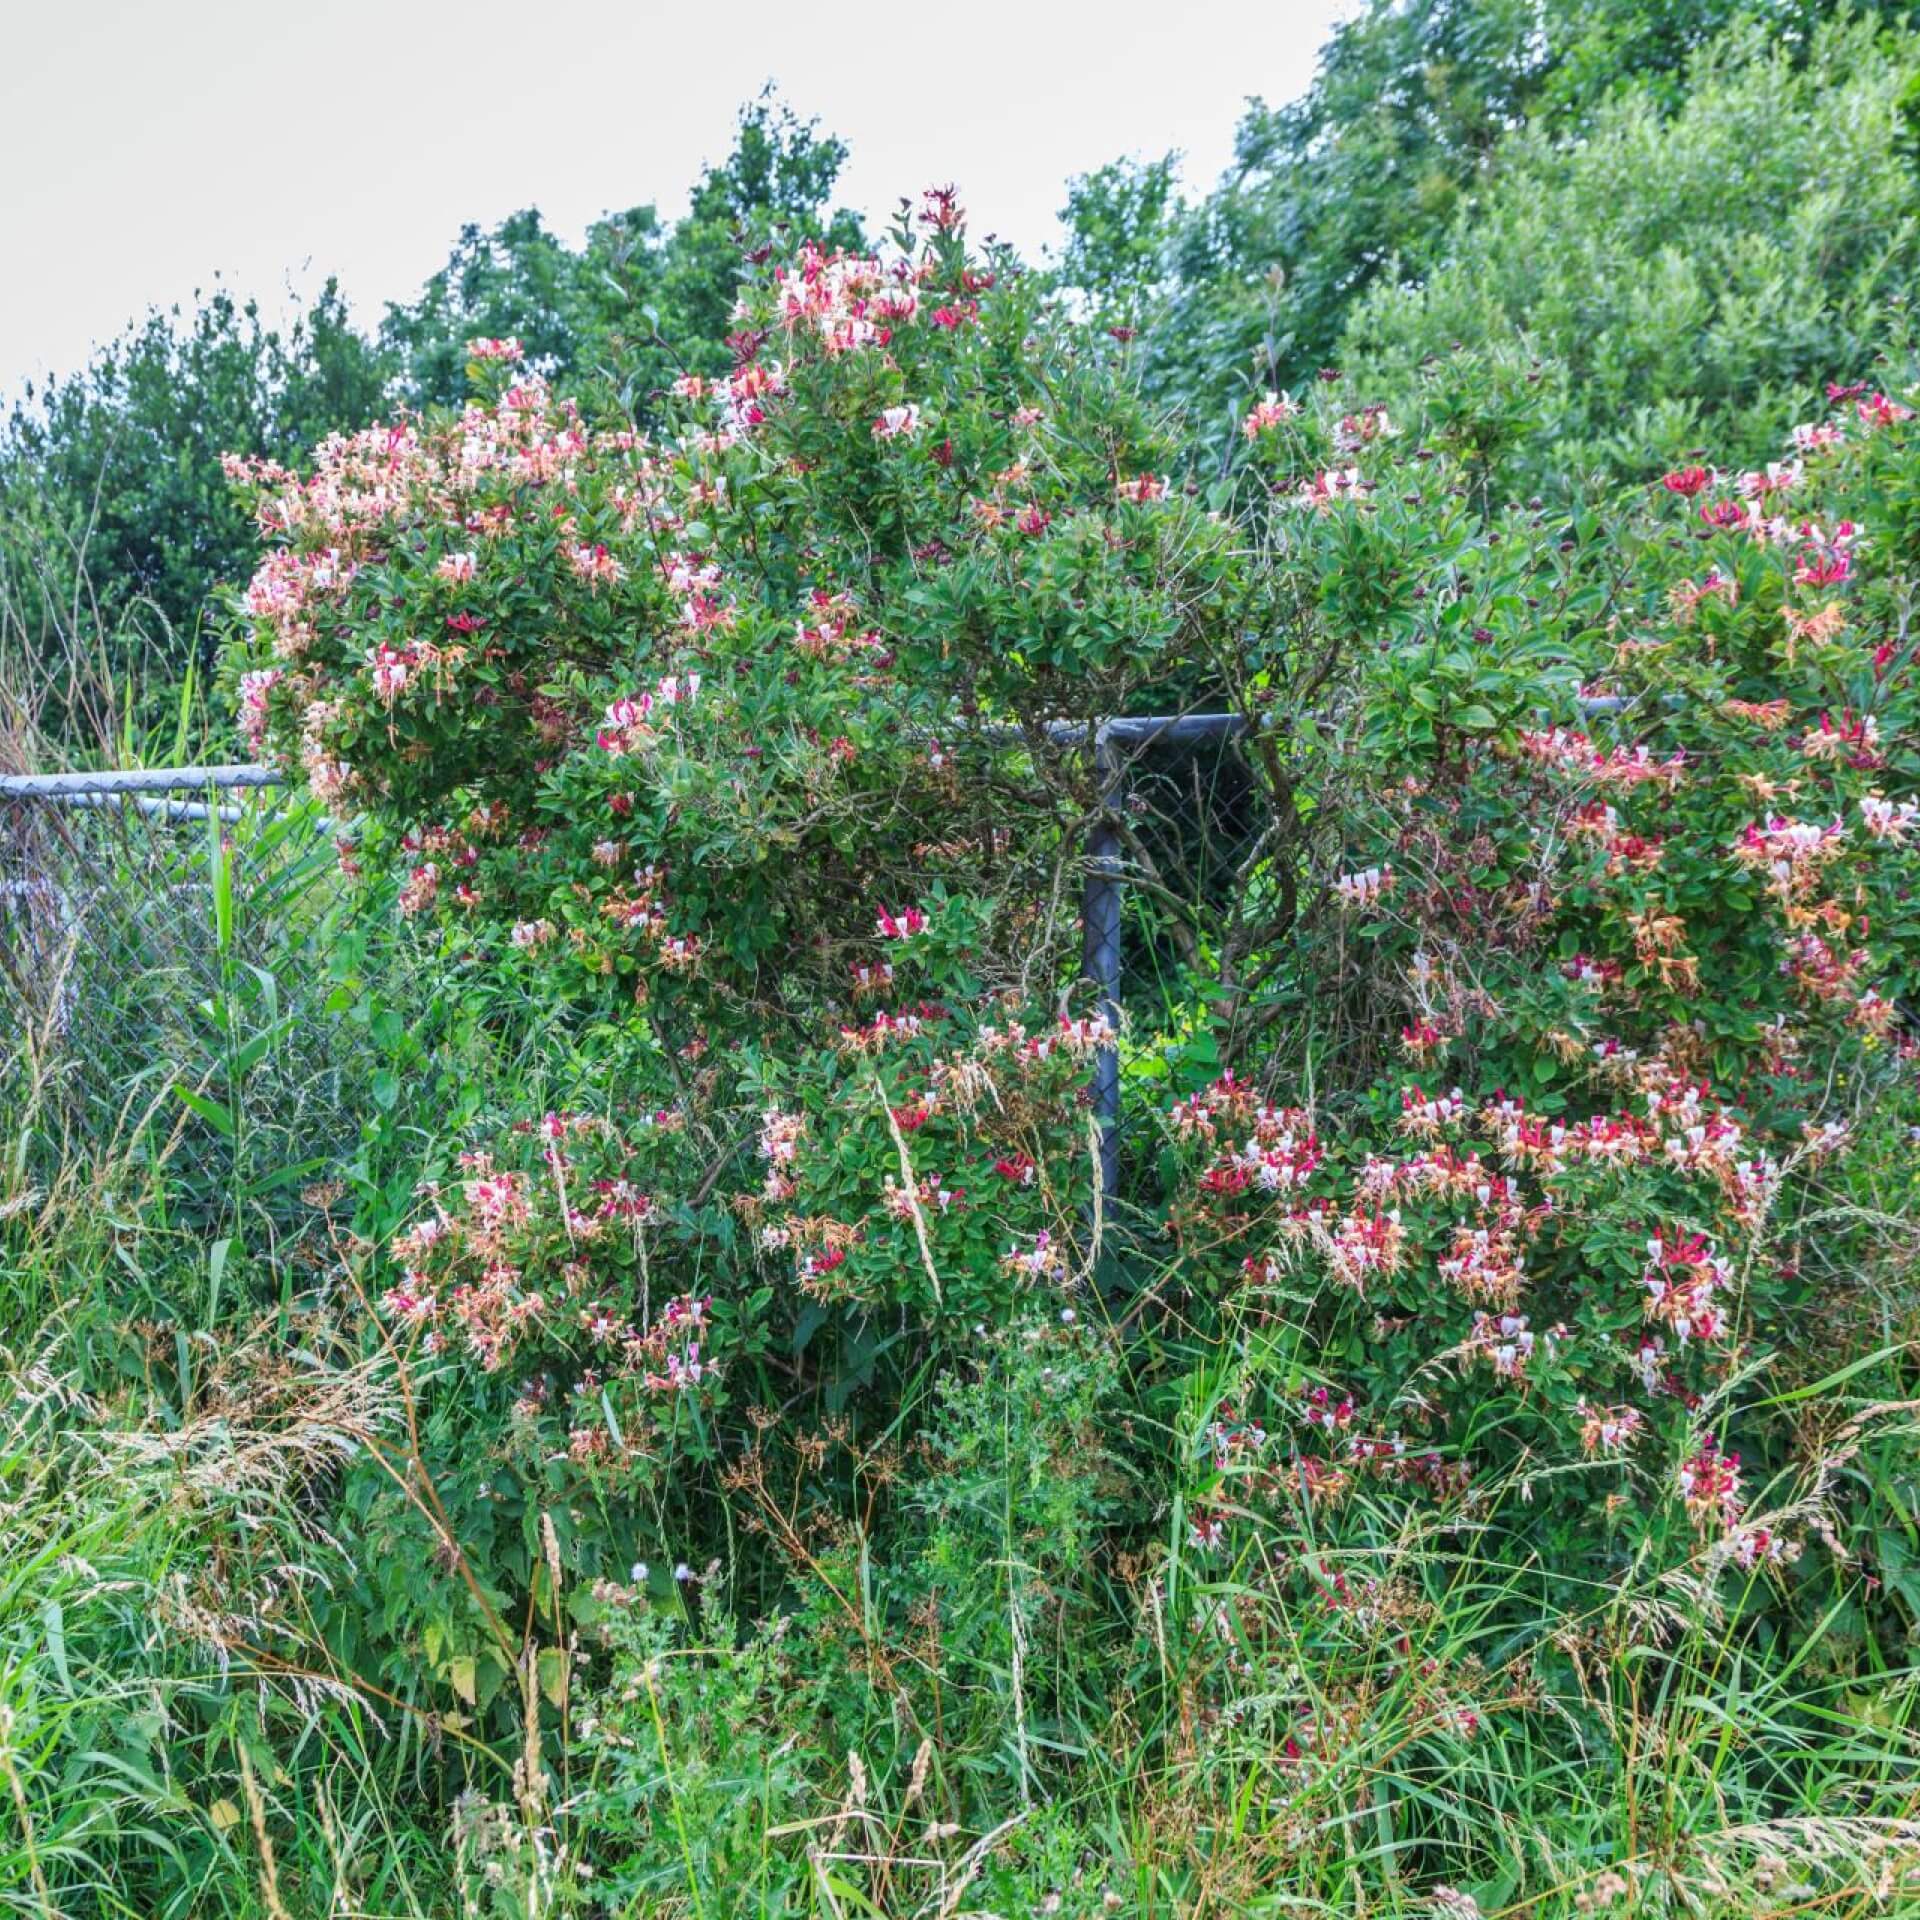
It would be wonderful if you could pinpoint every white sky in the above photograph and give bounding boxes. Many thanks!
[0,0,1351,394]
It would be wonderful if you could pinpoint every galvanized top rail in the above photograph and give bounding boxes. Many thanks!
[0,765,282,798]
[0,724,1253,807]
[0,693,1658,804]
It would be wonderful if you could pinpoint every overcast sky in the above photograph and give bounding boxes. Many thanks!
[0,0,1351,394]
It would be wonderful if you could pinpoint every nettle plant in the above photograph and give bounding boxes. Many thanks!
[1178,377,1920,1623]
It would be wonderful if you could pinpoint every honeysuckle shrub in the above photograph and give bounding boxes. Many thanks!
[226,195,1302,1706]
[1178,372,1920,1661]
[228,194,1920,1891]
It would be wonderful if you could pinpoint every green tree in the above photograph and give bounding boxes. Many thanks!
[0,281,390,743]
[1055,151,1183,331]
[1058,0,1920,446]
[378,205,617,410]
[379,93,865,413]
[1342,12,1920,488]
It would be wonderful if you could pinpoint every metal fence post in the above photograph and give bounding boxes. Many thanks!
[1078,715,1249,1202]
[1084,722,1124,1201]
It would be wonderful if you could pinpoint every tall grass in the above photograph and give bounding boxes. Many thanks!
[0,560,574,1915]
[0,570,393,1912]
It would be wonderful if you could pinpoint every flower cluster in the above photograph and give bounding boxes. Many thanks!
[375,1113,716,1468]
[1169,381,1919,1584]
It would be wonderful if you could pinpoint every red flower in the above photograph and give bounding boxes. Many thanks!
[1795,551,1851,587]
[919,184,963,231]
[1661,466,1714,496]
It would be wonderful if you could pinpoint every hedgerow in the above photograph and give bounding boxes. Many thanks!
[218,193,1920,1911]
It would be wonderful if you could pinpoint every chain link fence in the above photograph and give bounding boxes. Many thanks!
[0,767,357,1231]
[1,719,1274,1224]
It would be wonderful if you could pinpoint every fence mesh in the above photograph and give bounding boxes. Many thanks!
[1,777,354,1231]
[2,725,1273,1225]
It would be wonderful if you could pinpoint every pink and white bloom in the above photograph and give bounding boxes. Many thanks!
[367,644,415,705]
[1293,468,1363,512]
[237,668,281,751]
[1334,865,1392,910]
[1242,391,1300,439]
[568,543,625,586]
[1859,793,1919,841]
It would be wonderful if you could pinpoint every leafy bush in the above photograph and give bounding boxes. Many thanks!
[1186,364,1920,1609]
[209,180,1920,1908]
[1058,0,1920,453]
[1342,15,1920,488]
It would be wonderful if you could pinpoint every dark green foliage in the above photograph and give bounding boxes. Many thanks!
[1343,14,1920,486]
[1058,0,1920,456]
[0,283,389,734]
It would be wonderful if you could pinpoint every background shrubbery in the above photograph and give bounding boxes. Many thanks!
[1342,14,1920,486]
[6,6,1920,1917]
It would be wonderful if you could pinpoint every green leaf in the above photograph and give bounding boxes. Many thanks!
[231,1014,296,1077]
[447,1656,477,1706]
[207,1236,233,1321]
[173,1084,236,1138]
